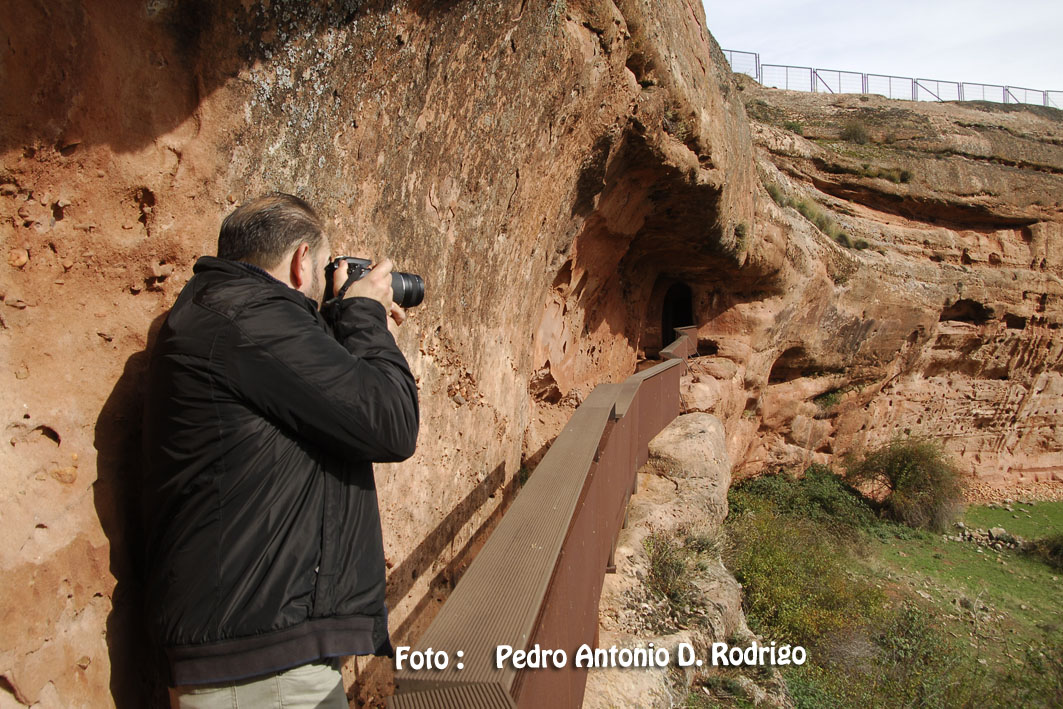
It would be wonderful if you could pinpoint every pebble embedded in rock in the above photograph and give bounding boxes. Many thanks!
[8,248,29,268]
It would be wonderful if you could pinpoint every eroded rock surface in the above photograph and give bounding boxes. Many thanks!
[682,79,1063,495]
[1,1,754,706]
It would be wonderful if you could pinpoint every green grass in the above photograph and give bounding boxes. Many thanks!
[764,181,848,246]
[727,510,885,645]
[813,388,843,409]
[862,528,1063,645]
[729,464,876,532]
[721,472,1063,708]
[963,500,1063,540]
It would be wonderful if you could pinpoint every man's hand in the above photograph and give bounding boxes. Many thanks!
[335,258,393,309]
[334,258,405,334]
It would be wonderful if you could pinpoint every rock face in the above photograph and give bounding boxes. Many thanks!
[683,79,1063,491]
[0,1,753,706]
[645,412,730,524]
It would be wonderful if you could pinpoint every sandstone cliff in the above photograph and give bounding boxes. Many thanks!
[696,78,1063,493]
[1,1,753,706]
[1,0,1060,707]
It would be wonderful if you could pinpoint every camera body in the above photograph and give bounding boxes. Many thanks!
[325,256,425,309]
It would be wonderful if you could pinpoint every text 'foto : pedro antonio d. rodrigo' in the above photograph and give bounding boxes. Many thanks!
[394,641,807,671]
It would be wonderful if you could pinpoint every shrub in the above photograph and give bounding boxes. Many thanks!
[1025,532,1063,570]
[643,526,716,623]
[764,184,850,246]
[813,389,842,409]
[766,182,786,206]
[730,464,876,532]
[841,120,871,144]
[644,529,692,605]
[845,438,964,532]
[833,231,853,248]
[733,221,748,250]
[783,120,804,135]
[725,510,883,645]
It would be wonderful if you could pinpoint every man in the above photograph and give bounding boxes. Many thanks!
[142,193,419,708]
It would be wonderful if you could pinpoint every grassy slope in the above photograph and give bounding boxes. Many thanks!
[862,527,1062,669]
[962,501,1063,540]
[712,469,1063,708]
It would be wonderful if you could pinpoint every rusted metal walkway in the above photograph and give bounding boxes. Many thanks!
[390,328,697,709]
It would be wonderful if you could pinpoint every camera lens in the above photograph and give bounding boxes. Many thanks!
[391,272,425,309]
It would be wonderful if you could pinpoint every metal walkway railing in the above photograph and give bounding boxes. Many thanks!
[389,328,698,708]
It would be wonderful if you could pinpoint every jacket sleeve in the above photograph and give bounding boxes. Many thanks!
[223,292,419,462]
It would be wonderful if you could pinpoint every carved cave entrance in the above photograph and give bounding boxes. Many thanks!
[661,282,694,350]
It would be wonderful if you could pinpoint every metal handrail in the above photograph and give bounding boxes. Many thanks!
[390,330,696,708]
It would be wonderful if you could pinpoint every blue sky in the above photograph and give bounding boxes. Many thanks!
[701,0,1062,92]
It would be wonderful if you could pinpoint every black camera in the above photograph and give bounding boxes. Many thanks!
[324,256,425,309]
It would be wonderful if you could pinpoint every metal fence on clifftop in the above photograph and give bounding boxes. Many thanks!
[723,49,1062,109]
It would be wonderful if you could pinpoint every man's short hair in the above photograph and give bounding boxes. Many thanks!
[217,193,325,268]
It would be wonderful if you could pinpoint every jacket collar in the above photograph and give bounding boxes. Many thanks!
[192,256,319,311]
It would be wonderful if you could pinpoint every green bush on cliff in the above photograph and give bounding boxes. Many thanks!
[840,120,871,144]
[1025,532,1063,570]
[763,182,862,249]
[729,464,875,532]
[844,438,964,532]
[643,525,717,625]
[766,182,787,206]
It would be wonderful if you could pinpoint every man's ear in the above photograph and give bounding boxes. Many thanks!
[289,242,311,289]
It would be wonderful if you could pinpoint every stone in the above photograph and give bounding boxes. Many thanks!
[8,248,29,268]
[988,527,1015,544]
[645,415,731,528]
[680,379,721,412]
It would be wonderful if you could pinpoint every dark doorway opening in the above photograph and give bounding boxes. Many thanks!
[661,282,694,350]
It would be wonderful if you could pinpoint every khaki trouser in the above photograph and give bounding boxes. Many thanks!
[170,661,347,709]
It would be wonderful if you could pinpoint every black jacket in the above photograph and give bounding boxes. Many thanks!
[142,256,418,685]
